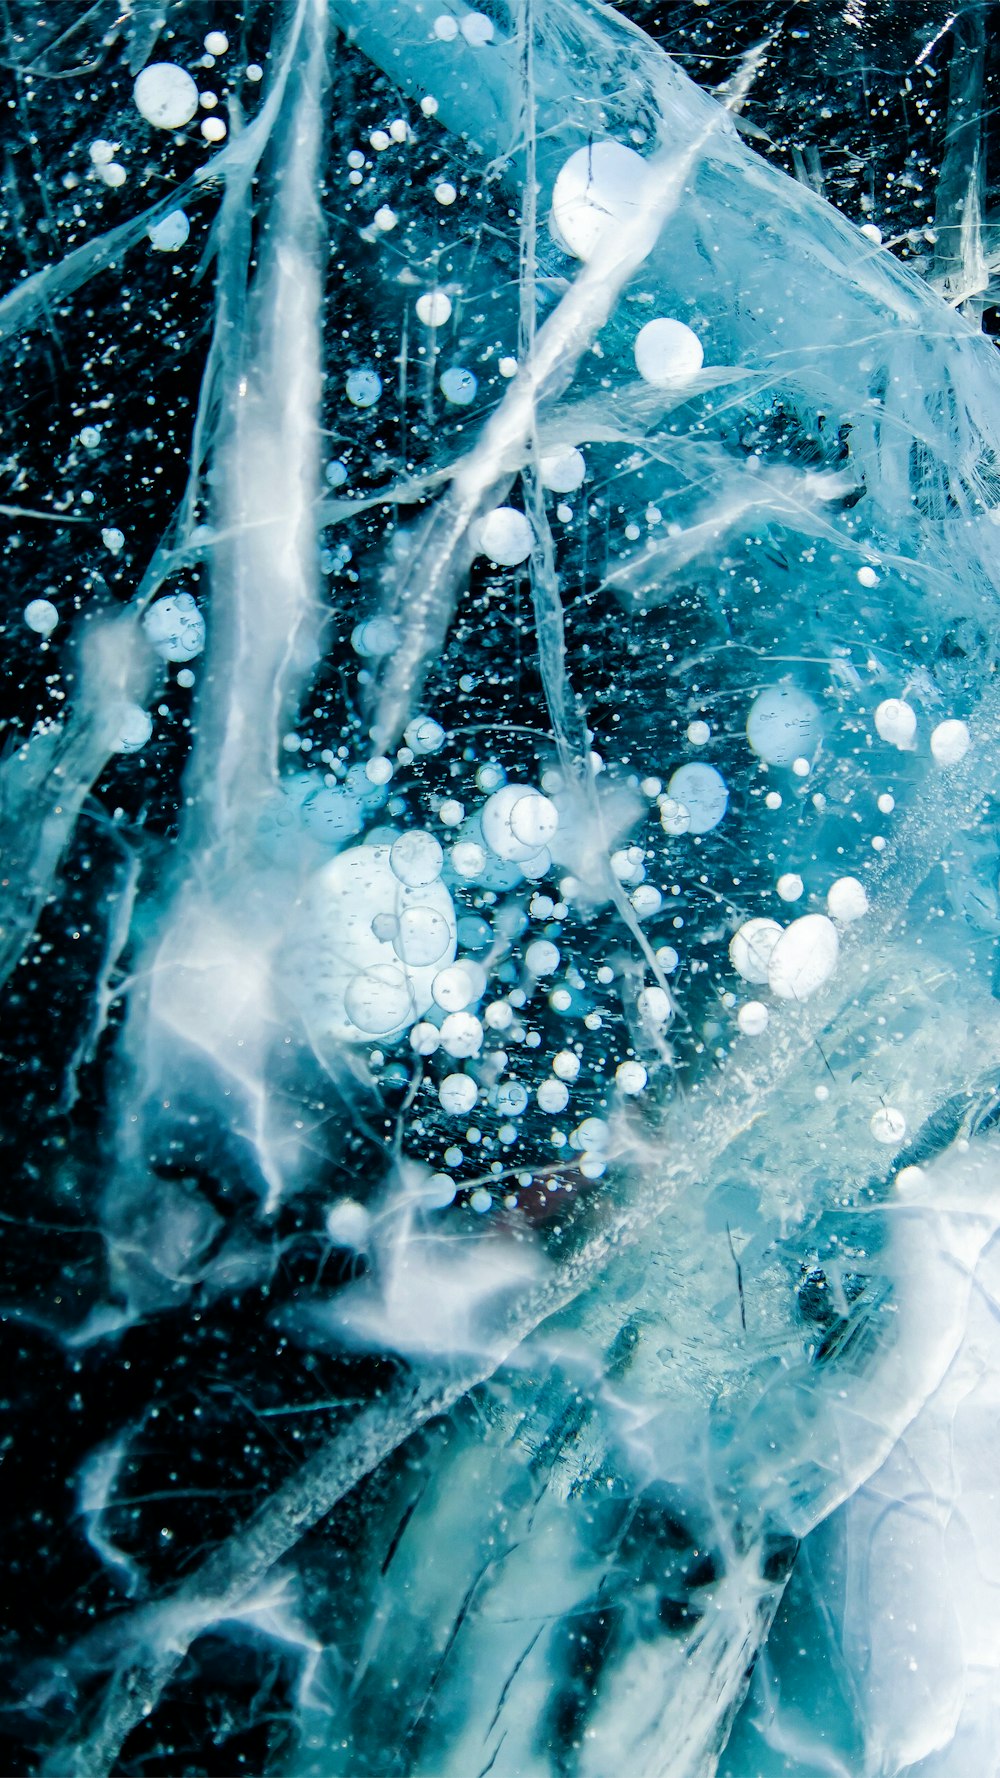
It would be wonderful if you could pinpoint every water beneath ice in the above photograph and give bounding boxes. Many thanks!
[3,1,1000,1774]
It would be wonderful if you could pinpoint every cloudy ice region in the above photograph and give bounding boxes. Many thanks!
[2,0,1000,1774]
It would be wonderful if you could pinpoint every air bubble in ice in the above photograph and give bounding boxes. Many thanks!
[729,917,783,984]
[746,684,820,765]
[325,1200,370,1248]
[112,704,153,754]
[439,1012,484,1057]
[638,986,670,1026]
[148,210,190,252]
[439,1074,478,1115]
[539,448,586,493]
[133,64,199,130]
[737,1001,769,1035]
[403,715,446,754]
[767,913,839,1001]
[477,506,534,566]
[616,1060,647,1094]
[776,872,804,902]
[874,697,917,749]
[930,718,970,765]
[525,939,560,975]
[24,599,58,636]
[433,959,487,1011]
[390,831,443,887]
[440,367,477,404]
[481,785,558,861]
[346,369,382,408]
[870,1106,907,1144]
[550,141,650,262]
[460,11,494,44]
[393,907,452,967]
[416,290,452,326]
[537,1079,569,1113]
[827,876,869,921]
[665,762,728,834]
[142,592,205,662]
[633,317,704,386]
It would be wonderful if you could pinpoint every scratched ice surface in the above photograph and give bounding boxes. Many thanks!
[3,1,1000,1773]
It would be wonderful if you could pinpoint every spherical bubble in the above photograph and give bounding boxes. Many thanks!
[611,845,645,884]
[422,1171,457,1207]
[550,141,651,262]
[403,715,446,754]
[496,1079,528,1116]
[351,617,397,658]
[827,876,869,922]
[325,1200,370,1248]
[616,1060,647,1095]
[485,1001,514,1031]
[478,506,534,566]
[659,797,691,837]
[737,1000,769,1036]
[102,527,125,554]
[665,763,728,835]
[871,1106,906,1145]
[767,914,839,1001]
[433,959,487,1011]
[746,685,820,766]
[434,181,457,205]
[344,963,415,1034]
[776,872,804,903]
[393,906,452,967]
[439,799,465,827]
[439,1011,484,1057]
[460,10,494,43]
[439,1073,478,1115]
[79,426,101,450]
[134,63,199,129]
[300,783,364,846]
[638,986,670,1026]
[874,697,917,749]
[634,317,704,387]
[409,1021,440,1055]
[552,1050,580,1081]
[537,1078,569,1114]
[576,1116,608,1150]
[539,447,586,493]
[433,14,459,39]
[456,914,492,952]
[930,718,970,766]
[205,30,229,55]
[416,289,452,326]
[147,208,190,252]
[469,1187,493,1213]
[24,598,58,636]
[895,1164,925,1194]
[440,367,477,405]
[112,703,153,753]
[390,830,443,888]
[451,841,486,879]
[628,885,660,920]
[525,939,560,976]
[481,784,558,861]
[729,918,783,984]
[143,591,205,662]
[326,459,349,489]
[365,756,392,787]
[857,564,879,587]
[519,848,551,882]
[346,368,382,408]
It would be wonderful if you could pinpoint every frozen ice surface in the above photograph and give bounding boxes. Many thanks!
[3,0,1000,1775]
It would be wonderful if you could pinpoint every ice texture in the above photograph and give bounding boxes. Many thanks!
[3,2,1000,1775]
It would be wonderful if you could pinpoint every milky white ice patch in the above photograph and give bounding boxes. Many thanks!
[143,592,205,662]
[133,63,199,131]
[550,141,651,262]
[477,506,534,566]
[767,914,839,1001]
[746,684,820,766]
[634,317,704,387]
[665,762,728,834]
[288,841,457,1043]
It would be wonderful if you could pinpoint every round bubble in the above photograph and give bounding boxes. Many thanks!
[325,1200,370,1248]
[827,876,868,922]
[393,906,452,967]
[930,718,970,765]
[112,703,153,753]
[666,763,728,834]
[616,1060,647,1095]
[737,1001,769,1036]
[482,784,558,861]
[24,598,58,636]
[478,506,534,566]
[351,617,397,657]
[874,697,917,749]
[134,63,199,130]
[148,209,190,252]
[409,1021,440,1055]
[539,448,586,493]
[416,290,452,326]
[326,459,349,488]
[537,1078,569,1114]
[390,830,443,887]
[344,963,415,1034]
[440,367,477,405]
[346,368,382,408]
[439,1011,483,1058]
[767,914,839,1001]
[776,872,804,903]
[525,938,560,976]
[746,684,820,766]
[404,715,446,754]
[433,959,487,1011]
[143,591,205,662]
[552,1050,581,1080]
[456,914,492,951]
[496,1079,528,1116]
[301,784,364,846]
[551,141,651,262]
[439,1074,478,1115]
[638,986,670,1026]
[729,918,783,985]
[871,1106,906,1145]
[634,317,704,387]
[461,9,494,43]
[659,797,691,837]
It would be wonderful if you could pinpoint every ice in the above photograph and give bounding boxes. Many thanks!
[4,0,1000,1773]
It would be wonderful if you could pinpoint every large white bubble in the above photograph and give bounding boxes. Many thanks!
[550,141,651,262]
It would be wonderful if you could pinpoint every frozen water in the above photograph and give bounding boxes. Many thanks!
[4,0,1000,1774]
